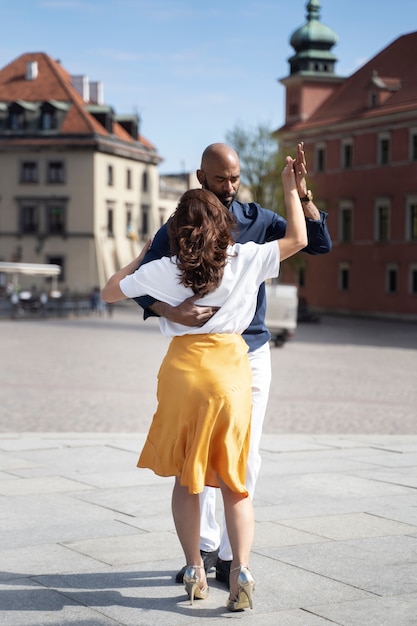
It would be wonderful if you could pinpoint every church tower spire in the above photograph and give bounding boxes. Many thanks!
[289,0,339,75]
[279,1,344,127]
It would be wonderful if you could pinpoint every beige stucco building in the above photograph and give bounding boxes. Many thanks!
[0,52,164,294]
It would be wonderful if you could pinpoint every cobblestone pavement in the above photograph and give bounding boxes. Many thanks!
[1,307,417,625]
[1,305,416,434]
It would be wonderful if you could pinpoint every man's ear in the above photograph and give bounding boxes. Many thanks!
[196,169,204,185]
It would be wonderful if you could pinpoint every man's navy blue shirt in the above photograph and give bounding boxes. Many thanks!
[134,200,331,352]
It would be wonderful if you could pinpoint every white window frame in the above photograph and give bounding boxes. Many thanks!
[409,127,417,161]
[338,262,350,291]
[315,142,326,172]
[341,138,353,169]
[409,264,417,295]
[374,197,391,242]
[385,263,398,294]
[405,195,417,241]
[339,201,353,243]
[378,132,390,165]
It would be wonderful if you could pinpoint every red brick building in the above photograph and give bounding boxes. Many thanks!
[277,1,417,320]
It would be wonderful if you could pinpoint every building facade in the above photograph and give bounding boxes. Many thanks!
[277,0,417,319]
[0,52,163,294]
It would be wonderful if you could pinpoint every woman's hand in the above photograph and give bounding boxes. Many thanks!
[101,238,153,303]
[281,155,298,193]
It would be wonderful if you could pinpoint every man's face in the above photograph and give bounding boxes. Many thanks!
[199,165,240,208]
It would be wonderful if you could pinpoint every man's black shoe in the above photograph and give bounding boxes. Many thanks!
[175,548,219,583]
[215,557,231,587]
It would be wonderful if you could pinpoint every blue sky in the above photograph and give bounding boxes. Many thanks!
[1,0,417,173]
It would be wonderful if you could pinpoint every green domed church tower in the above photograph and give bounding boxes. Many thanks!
[279,1,344,127]
[289,0,339,75]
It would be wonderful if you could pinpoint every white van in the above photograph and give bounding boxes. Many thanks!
[264,283,298,347]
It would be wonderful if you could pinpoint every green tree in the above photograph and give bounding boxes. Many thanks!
[226,122,306,281]
[225,122,286,214]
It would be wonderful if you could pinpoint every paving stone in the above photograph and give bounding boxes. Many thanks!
[264,535,417,596]
[0,476,94,496]
[306,593,417,626]
[277,511,417,541]
[1,313,416,624]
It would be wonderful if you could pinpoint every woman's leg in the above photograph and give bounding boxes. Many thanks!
[218,477,254,597]
[218,343,271,564]
[171,477,207,589]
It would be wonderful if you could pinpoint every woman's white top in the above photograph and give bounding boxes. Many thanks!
[119,240,280,337]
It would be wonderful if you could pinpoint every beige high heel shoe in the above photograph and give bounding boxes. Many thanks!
[183,565,209,605]
[226,565,255,612]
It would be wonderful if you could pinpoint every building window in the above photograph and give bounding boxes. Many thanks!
[409,265,417,294]
[47,204,65,234]
[126,204,137,239]
[107,165,114,186]
[142,171,149,192]
[41,110,55,131]
[375,203,390,242]
[315,144,326,172]
[47,255,64,282]
[47,160,65,183]
[107,207,114,236]
[407,202,417,241]
[378,133,390,165]
[339,263,350,291]
[9,109,25,130]
[386,264,398,294]
[126,208,132,232]
[20,204,39,234]
[126,168,132,189]
[20,160,38,183]
[141,204,149,236]
[410,130,417,161]
[159,207,166,227]
[342,140,353,169]
[339,206,353,243]
[289,103,299,116]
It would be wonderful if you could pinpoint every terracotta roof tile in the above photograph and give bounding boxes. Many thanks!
[0,51,157,149]
[287,31,417,131]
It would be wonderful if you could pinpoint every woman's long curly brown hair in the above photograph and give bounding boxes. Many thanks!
[168,188,236,297]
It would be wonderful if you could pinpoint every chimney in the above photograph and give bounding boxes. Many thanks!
[71,75,90,102]
[89,81,104,104]
[25,61,38,80]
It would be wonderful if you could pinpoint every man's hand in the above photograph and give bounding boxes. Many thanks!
[150,294,219,327]
[294,142,308,197]
[294,141,320,221]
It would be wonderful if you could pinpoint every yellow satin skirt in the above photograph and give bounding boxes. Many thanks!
[137,333,252,495]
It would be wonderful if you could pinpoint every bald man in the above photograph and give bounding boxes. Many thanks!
[134,142,332,586]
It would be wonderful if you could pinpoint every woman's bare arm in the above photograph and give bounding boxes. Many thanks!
[278,156,308,261]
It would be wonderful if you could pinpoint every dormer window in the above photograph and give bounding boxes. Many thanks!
[8,101,38,131]
[367,71,401,108]
[42,110,53,130]
[370,92,378,107]
[87,105,113,133]
[39,101,68,132]
[9,104,25,130]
